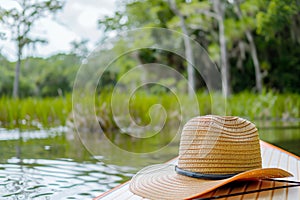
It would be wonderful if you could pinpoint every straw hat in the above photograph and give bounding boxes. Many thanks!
[129,115,292,200]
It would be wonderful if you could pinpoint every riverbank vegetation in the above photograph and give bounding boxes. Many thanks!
[0,91,299,130]
[1,1,300,98]
[0,0,299,131]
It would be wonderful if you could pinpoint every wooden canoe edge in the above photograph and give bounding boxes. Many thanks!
[93,156,179,200]
[94,141,299,199]
[93,180,130,200]
[260,140,300,160]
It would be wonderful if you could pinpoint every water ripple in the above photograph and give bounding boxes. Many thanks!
[0,158,133,199]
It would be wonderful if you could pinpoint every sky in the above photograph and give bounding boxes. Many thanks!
[0,0,117,61]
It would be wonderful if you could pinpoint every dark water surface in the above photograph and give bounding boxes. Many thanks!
[0,121,299,199]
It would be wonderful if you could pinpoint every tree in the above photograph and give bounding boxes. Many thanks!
[70,38,90,60]
[96,0,300,94]
[0,0,64,98]
[212,0,231,97]
[186,0,231,97]
[237,0,263,93]
[255,0,300,92]
[169,0,195,97]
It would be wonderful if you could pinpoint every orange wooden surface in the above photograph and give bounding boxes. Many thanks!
[94,141,300,200]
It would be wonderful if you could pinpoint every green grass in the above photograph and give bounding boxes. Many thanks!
[0,91,299,130]
[226,91,300,120]
[0,95,72,129]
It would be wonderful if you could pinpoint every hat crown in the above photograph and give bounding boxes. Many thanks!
[178,115,262,175]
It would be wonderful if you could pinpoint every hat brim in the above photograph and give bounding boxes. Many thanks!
[129,164,292,200]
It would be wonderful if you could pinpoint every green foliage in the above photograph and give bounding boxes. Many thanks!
[36,54,80,97]
[0,66,14,96]
[0,92,299,131]
[180,1,212,31]
[70,39,90,59]
[0,95,72,129]
[253,31,300,93]
[0,54,80,97]
[88,91,300,132]
[256,0,299,39]
[0,0,65,97]
[98,0,173,33]
[1,0,299,100]
[226,90,300,120]
[208,43,220,62]
[0,0,64,49]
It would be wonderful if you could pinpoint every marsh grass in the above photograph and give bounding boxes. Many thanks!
[226,91,300,120]
[94,92,183,133]
[0,91,299,130]
[0,96,71,129]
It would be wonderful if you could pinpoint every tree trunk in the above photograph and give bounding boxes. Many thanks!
[13,48,21,98]
[235,2,263,93]
[213,0,231,98]
[245,31,263,93]
[169,0,196,97]
[219,17,231,97]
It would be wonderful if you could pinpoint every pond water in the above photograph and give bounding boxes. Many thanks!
[0,121,299,199]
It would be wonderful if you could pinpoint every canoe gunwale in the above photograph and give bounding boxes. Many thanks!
[94,140,300,200]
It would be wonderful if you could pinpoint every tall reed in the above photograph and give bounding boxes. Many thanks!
[0,95,71,129]
[0,91,299,130]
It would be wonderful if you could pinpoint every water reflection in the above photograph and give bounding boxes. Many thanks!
[0,157,130,199]
[257,120,300,156]
[0,128,137,199]
[0,122,299,199]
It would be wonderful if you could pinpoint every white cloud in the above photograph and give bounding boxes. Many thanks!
[0,0,117,60]
[56,0,116,44]
[31,17,80,57]
[0,0,21,10]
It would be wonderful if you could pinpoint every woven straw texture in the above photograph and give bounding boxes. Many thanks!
[178,115,262,174]
[95,140,300,200]
[128,115,292,200]
[129,165,290,200]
